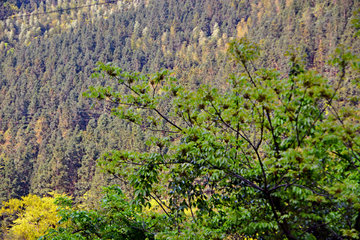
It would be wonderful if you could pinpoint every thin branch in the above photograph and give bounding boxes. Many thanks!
[268,179,299,192]
[265,108,280,157]
[325,225,344,240]
[132,121,179,134]
[204,161,264,192]
[294,88,308,147]
[241,60,257,87]
[154,108,183,132]
[149,193,171,218]
[208,101,252,146]
[293,184,332,199]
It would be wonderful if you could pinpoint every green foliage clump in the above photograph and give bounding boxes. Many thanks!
[42,186,155,240]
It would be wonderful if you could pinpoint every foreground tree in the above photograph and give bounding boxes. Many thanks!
[79,36,360,239]
[42,13,360,238]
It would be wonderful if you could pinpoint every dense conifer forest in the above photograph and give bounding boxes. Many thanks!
[0,0,360,239]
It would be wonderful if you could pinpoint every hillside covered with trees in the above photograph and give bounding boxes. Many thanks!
[0,0,359,239]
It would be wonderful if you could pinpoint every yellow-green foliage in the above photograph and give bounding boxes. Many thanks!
[0,192,67,240]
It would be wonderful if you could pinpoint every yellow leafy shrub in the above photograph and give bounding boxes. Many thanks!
[0,192,67,240]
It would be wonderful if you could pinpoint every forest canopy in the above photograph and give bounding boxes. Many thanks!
[0,0,359,239]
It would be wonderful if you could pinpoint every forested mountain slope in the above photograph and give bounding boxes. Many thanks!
[0,0,358,207]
